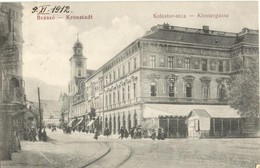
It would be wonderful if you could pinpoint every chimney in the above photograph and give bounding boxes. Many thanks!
[203,25,209,33]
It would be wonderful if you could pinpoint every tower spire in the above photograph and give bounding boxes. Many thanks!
[77,32,79,41]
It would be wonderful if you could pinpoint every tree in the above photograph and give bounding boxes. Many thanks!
[227,55,259,118]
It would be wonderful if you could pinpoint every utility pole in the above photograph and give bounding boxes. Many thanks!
[38,87,42,141]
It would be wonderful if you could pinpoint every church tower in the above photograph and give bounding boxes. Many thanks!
[70,35,87,79]
[68,35,87,96]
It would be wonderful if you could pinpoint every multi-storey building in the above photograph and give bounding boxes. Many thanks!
[68,23,258,137]
[0,2,26,160]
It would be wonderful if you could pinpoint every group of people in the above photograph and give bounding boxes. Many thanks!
[23,127,48,142]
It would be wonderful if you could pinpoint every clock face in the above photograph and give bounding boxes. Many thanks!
[77,48,82,54]
[77,60,82,66]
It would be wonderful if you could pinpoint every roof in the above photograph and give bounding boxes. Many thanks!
[190,109,211,118]
[143,29,237,47]
[142,24,258,47]
[86,69,96,77]
[143,104,240,119]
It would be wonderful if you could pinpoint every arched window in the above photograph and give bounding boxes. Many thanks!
[150,82,157,96]
[218,84,226,101]
[202,83,210,99]
[78,70,81,76]
[186,83,192,98]
[169,82,175,97]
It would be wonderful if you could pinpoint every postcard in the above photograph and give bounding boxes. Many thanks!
[0,1,259,168]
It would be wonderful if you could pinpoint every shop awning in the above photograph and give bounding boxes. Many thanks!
[67,119,75,127]
[143,104,239,119]
[75,117,84,127]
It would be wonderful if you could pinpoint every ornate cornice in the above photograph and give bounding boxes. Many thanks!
[183,75,195,83]
[147,73,160,81]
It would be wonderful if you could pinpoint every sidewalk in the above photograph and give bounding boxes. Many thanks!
[0,130,111,168]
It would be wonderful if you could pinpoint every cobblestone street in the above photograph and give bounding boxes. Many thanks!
[1,129,260,168]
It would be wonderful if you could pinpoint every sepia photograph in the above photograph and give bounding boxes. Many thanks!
[0,1,259,168]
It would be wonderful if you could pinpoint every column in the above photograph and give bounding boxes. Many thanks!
[115,114,119,134]
[131,112,135,128]
[167,118,170,137]
[221,119,224,136]
[213,118,215,136]
[111,115,114,134]
[229,119,232,135]
[125,112,129,130]
[176,118,179,137]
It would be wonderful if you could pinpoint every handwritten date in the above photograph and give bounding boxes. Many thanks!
[32,5,71,14]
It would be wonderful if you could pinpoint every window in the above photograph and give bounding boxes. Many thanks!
[105,94,108,106]
[118,90,120,102]
[134,57,137,70]
[133,82,136,98]
[113,71,116,80]
[78,70,81,76]
[113,92,115,104]
[218,84,226,101]
[185,58,190,69]
[186,83,192,98]
[123,65,125,75]
[109,73,112,83]
[202,59,207,71]
[118,68,121,78]
[150,56,156,68]
[128,61,131,72]
[128,85,130,100]
[202,83,210,99]
[105,76,108,85]
[168,57,174,69]
[150,82,157,96]
[122,87,125,101]
[219,60,223,72]
[169,82,175,97]
[109,93,111,105]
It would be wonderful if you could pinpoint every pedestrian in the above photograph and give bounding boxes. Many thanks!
[119,126,125,139]
[157,128,161,140]
[161,128,165,140]
[104,127,109,137]
[137,127,142,139]
[42,129,47,142]
[31,128,37,142]
[125,129,129,138]
[130,128,134,139]
[133,128,137,139]
[94,128,99,140]
[151,129,156,140]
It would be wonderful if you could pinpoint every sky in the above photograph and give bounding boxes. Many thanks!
[22,1,259,89]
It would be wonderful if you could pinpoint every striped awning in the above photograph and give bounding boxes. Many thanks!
[67,119,75,127]
[75,117,84,127]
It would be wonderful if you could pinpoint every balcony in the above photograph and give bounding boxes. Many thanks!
[0,87,25,104]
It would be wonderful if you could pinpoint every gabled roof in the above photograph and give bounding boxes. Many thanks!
[190,109,211,118]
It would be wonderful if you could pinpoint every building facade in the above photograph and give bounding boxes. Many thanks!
[68,24,258,136]
[0,2,26,160]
